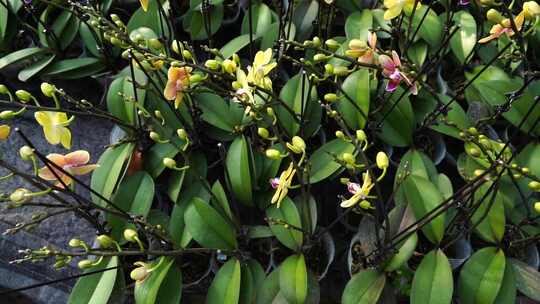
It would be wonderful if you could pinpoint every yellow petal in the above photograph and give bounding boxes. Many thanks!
[139,0,149,11]
[43,125,61,145]
[35,111,51,127]
[60,128,72,149]
[174,92,184,109]
[384,5,403,20]
[51,111,68,125]
[0,125,10,140]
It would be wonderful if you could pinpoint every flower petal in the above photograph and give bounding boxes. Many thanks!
[60,127,72,149]
[70,164,99,176]
[386,79,400,92]
[384,5,402,20]
[38,166,62,181]
[65,150,90,166]
[43,125,61,145]
[378,54,395,72]
[34,111,51,127]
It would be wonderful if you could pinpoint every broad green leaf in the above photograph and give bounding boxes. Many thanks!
[43,57,105,79]
[471,183,506,243]
[220,35,252,59]
[260,21,296,50]
[377,87,414,147]
[196,92,245,132]
[211,180,234,222]
[407,41,428,67]
[241,3,273,37]
[494,259,516,304]
[91,143,135,207]
[68,257,119,304]
[167,152,207,203]
[415,93,472,139]
[53,11,80,50]
[410,7,443,49]
[345,10,373,41]
[309,139,354,183]
[384,233,417,272]
[185,197,237,250]
[106,70,148,126]
[338,69,370,130]
[450,11,477,64]
[459,247,506,304]
[403,175,446,244]
[240,259,265,304]
[256,268,281,304]
[128,0,170,36]
[134,257,181,304]
[207,258,241,304]
[226,136,253,205]
[18,54,56,82]
[0,2,7,41]
[0,47,49,70]
[80,22,101,57]
[108,172,154,241]
[144,143,180,178]
[292,0,319,41]
[279,254,308,304]
[341,269,386,304]
[277,73,321,137]
[509,258,540,301]
[410,249,453,304]
[184,5,223,40]
[266,197,303,250]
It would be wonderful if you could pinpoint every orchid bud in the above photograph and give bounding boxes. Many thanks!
[335,130,345,139]
[356,130,367,141]
[324,64,334,74]
[324,93,338,103]
[177,128,188,140]
[10,188,30,205]
[40,82,56,97]
[467,147,481,157]
[19,146,34,160]
[0,84,8,94]
[265,149,282,160]
[258,127,270,139]
[123,228,139,242]
[130,263,149,282]
[189,73,205,83]
[486,9,504,24]
[522,167,530,174]
[0,125,10,140]
[171,40,182,54]
[313,53,328,62]
[376,152,389,169]
[312,36,322,47]
[222,59,237,74]
[333,66,349,76]
[182,50,193,60]
[149,131,161,142]
[342,152,355,164]
[528,181,540,192]
[163,157,177,169]
[78,259,94,269]
[535,202,540,214]
[148,38,162,49]
[349,39,367,50]
[15,90,32,102]
[325,39,340,50]
[523,1,540,20]
[96,235,114,248]
[69,238,82,247]
[359,200,373,209]
[205,59,221,70]
[291,136,306,151]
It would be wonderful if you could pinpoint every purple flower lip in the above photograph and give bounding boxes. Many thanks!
[269,178,280,189]
[459,0,470,5]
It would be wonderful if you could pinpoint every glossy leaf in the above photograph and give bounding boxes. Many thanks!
[279,254,308,304]
[510,258,540,301]
[345,10,373,41]
[471,183,506,243]
[292,0,319,41]
[494,259,516,304]
[450,11,477,64]
[185,197,237,250]
[207,258,241,304]
[309,139,354,183]
[384,233,418,272]
[226,136,253,205]
[459,247,506,304]
[342,269,386,304]
[0,47,49,70]
[410,7,442,49]
[220,34,252,59]
[241,3,273,37]
[134,257,181,304]
[144,143,180,178]
[18,54,56,82]
[377,87,414,147]
[266,197,303,250]
[410,249,453,304]
[43,57,105,79]
[338,69,370,130]
[68,257,119,304]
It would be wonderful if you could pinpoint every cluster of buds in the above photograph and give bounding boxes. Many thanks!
[461,127,513,177]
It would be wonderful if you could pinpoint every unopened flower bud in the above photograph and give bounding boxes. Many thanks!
[313,53,327,62]
[342,152,355,164]
[292,136,305,151]
[521,167,530,174]
[535,202,540,214]
[0,110,15,119]
[266,149,282,160]
[19,146,34,160]
[205,59,221,70]
[486,9,504,23]
[130,264,149,282]
[325,39,340,50]
[149,131,161,142]
[258,127,269,139]
[110,14,120,22]
[189,73,204,83]
[40,82,56,97]
[523,1,540,20]
[528,181,540,191]
[222,59,237,74]
[78,259,94,269]
[359,200,373,209]
[324,93,338,103]
[182,50,193,60]
[376,152,389,169]
[148,38,162,49]
[15,90,32,102]
[356,130,367,141]
[0,84,8,94]
[69,238,82,247]
[123,228,139,242]
[171,40,182,54]
[324,64,334,74]
[467,147,481,157]
[96,235,114,248]
[10,188,30,205]
[312,36,322,47]
[332,66,349,76]
[349,39,367,50]
[0,125,11,140]
[163,157,177,169]
[335,130,345,139]
[177,128,188,140]
[473,169,485,177]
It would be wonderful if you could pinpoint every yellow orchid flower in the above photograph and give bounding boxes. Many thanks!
[34,111,73,149]
[479,13,525,44]
[247,48,277,89]
[233,68,255,113]
[340,172,375,208]
[270,162,296,207]
[384,0,421,20]
[0,124,10,140]
[38,150,98,188]
[164,66,192,109]
[139,0,149,12]
[522,1,540,20]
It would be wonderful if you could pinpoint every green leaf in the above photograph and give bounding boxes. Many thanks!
[207,258,241,304]
[91,143,135,207]
[509,258,540,301]
[220,35,252,59]
[376,87,415,147]
[128,0,170,36]
[108,172,154,241]
[410,249,453,304]
[68,257,119,304]
[459,247,506,304]
[494,259,516,304]
[471,183,506,243]
[416,93,472,139]
[279,254,308,304]
[450,11,477,64]
[292,0,319,41]
[260,22,296,50]
[410,7,442,49]
[0,2,7,41]
[144,143,180,178]
[53,11,80,50]
[106,70,148,126]
[211,180,234,222]
[226,136,253,206]
[43,57,105,79]
[195,92,245,132]
[341,269,386,304]
[135,257,181,304]
[0,47,49,70]
[276,73,321,137]
[80,22,101,57]
[241,3,273,37]
[384,233,417,272]
[256,268,282,304]
[407,41,428,67]
[403,175,446,244]
[345,10,373,41]
[185,197,237,250]
[266,197,303,251]
[309,139,354,183]
[18,54,56,82]
[338,69,370,130]
[240,259,265,304]
[183,5,223,40]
